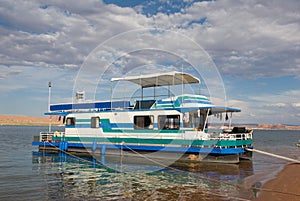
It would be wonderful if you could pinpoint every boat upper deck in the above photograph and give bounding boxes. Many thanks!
[47,72,241,115]
[48,94,240,116]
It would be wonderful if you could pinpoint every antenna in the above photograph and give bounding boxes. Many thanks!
[48,82,51,112]
[48,82,52,132]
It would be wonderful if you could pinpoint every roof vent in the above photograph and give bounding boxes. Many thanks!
[75,91,85,103]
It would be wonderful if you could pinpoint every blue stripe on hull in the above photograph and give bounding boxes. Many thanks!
[66,123,182,129]
[32,142,246,155]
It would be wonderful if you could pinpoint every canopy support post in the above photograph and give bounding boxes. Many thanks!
[203,109,210,133]
[110,81,112,110]
[229,112,232,129]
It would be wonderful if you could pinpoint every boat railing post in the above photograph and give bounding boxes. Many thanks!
[39,131,44,142]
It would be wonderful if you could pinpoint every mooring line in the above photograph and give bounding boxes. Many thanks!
[245,148,300,163]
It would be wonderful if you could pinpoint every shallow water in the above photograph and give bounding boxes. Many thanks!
[0,126,299,200]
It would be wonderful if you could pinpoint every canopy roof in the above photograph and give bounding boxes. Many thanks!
[111,71,200,88]
[210,106,241,114]
[178,106,241,114]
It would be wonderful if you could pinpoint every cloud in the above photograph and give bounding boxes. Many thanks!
[0,0,150,69]
[240,89,300,124]
[1,0,299,80]
[153,0,299,78]
[264,103,287,108]
[292,103,300,108]
[189,1,300,79]
[0,66,22,80]
[0,0,299,123]
[248,89,300,104]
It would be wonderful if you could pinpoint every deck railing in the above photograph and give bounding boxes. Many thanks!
[219,132,253,140]
[39,131,65,142]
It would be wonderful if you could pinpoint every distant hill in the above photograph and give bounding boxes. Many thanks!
[254,124,300,130]
[0,115,62,126]
[221,123,300,130]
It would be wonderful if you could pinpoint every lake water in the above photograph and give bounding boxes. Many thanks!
[0,126,299,200]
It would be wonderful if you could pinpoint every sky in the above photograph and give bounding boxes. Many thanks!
[0,0,299,125]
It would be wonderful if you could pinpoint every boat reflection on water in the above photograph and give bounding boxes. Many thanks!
[172,159,253,178]
[32,152,255,200]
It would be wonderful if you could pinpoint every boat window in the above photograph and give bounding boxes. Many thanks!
[134,115,154,129]
[91,117,100,128]
[134,100,156,109]
[183,111,205,130]
[158,115,180,130]
[66,117,76,126]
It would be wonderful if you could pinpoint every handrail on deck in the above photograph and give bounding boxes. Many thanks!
[39,131,65,142]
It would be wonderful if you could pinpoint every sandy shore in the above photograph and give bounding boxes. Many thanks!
[253,163,300,201]
[0,115,62,126]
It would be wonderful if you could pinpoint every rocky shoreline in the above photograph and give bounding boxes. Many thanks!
[253,124,300,130]
[223,123,300,130]
[0,115,62,126]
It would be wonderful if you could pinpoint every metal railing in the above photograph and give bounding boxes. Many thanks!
[39,131,65,142]
[219,133,253,140]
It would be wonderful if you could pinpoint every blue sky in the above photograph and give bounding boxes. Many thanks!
[0,0,299,125]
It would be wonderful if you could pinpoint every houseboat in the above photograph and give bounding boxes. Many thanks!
[32,72,253,164]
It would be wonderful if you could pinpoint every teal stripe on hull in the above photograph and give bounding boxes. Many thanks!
[53,136,252,147]
[102,128,185,133]
[76,119,91,123]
